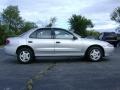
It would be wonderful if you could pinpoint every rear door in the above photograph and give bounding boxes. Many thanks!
[27,28,54,56]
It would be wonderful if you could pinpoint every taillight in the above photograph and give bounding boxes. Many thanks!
[5,39,10,45]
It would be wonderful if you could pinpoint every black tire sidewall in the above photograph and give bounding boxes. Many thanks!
[86,47,103,62]
[17,48,34,64]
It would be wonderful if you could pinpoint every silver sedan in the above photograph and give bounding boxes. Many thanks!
[4,28,114,64]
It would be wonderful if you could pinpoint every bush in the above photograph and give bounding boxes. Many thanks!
[0,29,6,45]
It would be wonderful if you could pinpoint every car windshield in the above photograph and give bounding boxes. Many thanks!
[19,32,28,37]
[19,28,37,37]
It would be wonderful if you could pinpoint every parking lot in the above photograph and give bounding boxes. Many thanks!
[0,47,120,90]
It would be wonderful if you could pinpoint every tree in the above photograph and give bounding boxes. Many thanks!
[69,14,94,36]
[111,7,120,24]
[0,24,7,45]
[1,5,23,34]
[21,21,38,33]
[86,30,100,37]
[0,5,38,45]
[45,17,57,27]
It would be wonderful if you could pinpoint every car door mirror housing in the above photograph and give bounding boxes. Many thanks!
[73,36,77,40]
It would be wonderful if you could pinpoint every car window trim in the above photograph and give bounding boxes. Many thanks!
[53,29,75,39]
[29,29,53,39]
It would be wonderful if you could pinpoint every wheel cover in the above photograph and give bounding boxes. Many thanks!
[90,49,101,61]
[19,51,30,62]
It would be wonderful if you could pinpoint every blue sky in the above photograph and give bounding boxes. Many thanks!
[0,0,120,32]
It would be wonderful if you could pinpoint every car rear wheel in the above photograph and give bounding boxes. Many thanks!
[17,48,34,64]
[86,47,103,62]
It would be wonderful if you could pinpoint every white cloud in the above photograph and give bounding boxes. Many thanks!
[93,22,118,30]
[0,0,120,32]
[0,0,8,11]
[80,0,120,32]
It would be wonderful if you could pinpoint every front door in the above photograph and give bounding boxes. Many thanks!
[53,29,82,56]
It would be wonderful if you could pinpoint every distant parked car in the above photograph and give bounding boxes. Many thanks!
[99,32,120,47]
[4,28,114,64]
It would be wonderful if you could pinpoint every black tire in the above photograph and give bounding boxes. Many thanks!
[86,46,103,62]
[17,48,34,64]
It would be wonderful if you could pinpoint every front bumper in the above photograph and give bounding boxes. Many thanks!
[104,46,114,56]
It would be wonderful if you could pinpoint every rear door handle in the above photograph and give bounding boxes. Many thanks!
[28,41,33,43]
[56,41,60,43]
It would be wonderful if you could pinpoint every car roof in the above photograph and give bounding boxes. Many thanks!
[36,27,67,30]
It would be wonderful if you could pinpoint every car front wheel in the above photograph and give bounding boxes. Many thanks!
[17,48,34,64]
[86,47,103,62]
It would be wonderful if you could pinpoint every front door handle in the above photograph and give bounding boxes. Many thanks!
[28,41,33,43]
[56,41,60,43]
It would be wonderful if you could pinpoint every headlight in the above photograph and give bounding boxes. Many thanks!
[107,43,113,47]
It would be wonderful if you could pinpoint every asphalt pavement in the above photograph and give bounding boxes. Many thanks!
[0,48,54,90]
[0,47,120,90]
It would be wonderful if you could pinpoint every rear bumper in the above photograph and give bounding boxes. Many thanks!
[4,45,17,56]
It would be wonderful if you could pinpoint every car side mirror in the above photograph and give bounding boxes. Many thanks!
[73,36,77,40]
